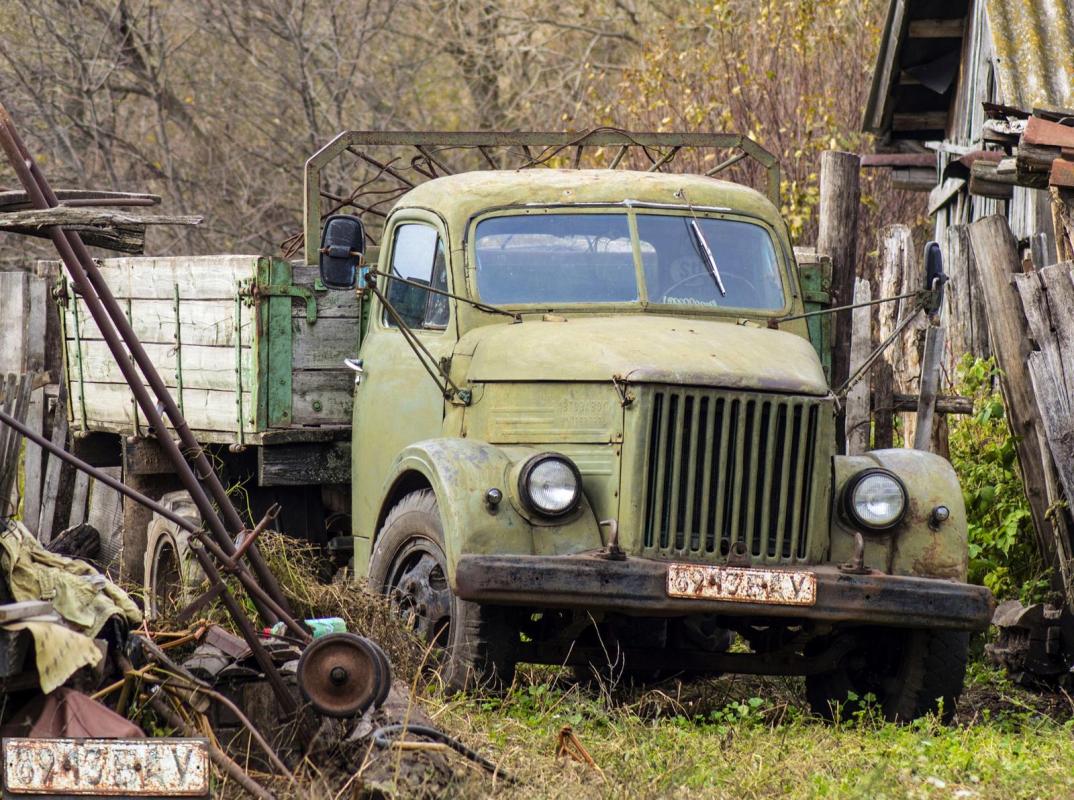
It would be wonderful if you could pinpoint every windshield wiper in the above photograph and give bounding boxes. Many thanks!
[688,218,726,296]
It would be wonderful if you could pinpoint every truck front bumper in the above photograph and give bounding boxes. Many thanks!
[454,553,994,631]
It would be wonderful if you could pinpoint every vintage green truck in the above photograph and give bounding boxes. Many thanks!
[64,132,993,721]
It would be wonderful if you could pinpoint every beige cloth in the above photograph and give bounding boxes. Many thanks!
[0,519,142,693]
[2,619,103,694]
[0,519,141,637]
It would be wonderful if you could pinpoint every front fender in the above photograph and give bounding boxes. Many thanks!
[370,439,603,584]
[830,449,968,580]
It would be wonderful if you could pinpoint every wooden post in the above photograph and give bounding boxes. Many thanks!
[846,277,872,454]
[873,361,895,449]
[817,151,861,452]
[968,216,1069,591]
[941,224,989,376]
[913,321,945,450]
[876,225,924,444]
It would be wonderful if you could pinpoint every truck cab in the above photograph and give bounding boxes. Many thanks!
[315,134,993,720]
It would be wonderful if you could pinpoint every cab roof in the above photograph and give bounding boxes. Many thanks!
[392,169,784,231]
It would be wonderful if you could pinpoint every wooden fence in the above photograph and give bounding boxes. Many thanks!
[0,266,120,557]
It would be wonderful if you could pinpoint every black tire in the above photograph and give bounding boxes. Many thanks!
[806,628,969,723]
[368,489,517,692]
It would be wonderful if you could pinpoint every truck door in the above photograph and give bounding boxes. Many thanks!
[351,213,455,562]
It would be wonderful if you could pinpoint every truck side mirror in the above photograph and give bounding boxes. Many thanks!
[319,214,365,290]
[922,241,947,315]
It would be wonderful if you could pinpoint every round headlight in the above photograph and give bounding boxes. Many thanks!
[519,454,581,518]
[844,470,907,531]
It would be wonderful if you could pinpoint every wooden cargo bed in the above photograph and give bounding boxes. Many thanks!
[58,255,360,447]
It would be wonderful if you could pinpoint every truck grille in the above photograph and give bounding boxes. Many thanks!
[641,389,825,564]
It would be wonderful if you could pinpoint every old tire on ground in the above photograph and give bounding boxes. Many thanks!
[805,627,969,723]
[143,491,206,620]
[368,489,517,692]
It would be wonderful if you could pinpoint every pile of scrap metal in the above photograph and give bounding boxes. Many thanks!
[0,101,507,797]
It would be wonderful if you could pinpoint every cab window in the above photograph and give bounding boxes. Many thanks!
[385,223,449,329]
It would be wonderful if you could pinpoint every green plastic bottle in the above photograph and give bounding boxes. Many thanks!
[265,616,347,638]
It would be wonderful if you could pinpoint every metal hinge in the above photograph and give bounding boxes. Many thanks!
[248,283,318,324]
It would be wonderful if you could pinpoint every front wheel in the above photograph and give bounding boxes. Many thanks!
[806,628,969,723]
[368,489,518,692]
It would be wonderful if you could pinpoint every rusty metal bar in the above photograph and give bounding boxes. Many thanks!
[227,503,280,568]
[188,542,297,714]
[0,101,290,622]
[0,403,309,644]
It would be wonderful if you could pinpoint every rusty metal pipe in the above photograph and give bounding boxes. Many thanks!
[0,407,195,532]
[0,406,310,643]
[0,102,290,620]
[188,542,298,715]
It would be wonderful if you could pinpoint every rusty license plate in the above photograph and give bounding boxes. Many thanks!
[666,563,817,606]
[2,738,209,797]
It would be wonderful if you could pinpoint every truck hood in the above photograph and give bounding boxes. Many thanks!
[458,315,829,395]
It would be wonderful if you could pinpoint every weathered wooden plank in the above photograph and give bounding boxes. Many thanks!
[65,297,247,348]
[67,472,90,528]
[72,255,259,300]
[37,375,69,544]
[941,224,989,376]
[292,319,361,370]
[22,388,46,535]
[1014,263,1074,406]
[846,278,872,454]
[0,206,200,229]
[291,265,360,319]
[258,441,351,486]
[913,321,945,451]
[74,340,253,393]
[1028,351,1074,525]
[70,382,255,435]
[0,272,29,374]
[291,370,354,425]
[20,273,50,536]
[817,150,861,452]
[969,216,1072,595]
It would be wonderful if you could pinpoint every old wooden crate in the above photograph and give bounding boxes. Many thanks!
[59,256,359,444]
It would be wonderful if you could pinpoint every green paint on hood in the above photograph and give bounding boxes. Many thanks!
[459,315,829,395]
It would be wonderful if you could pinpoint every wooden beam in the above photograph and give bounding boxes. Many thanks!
[908,18,966,38]
[891,393,972,414]
[258,441,351,486]
[817,151,861,453]
[968,217,1070,595]
[892,112,949,132]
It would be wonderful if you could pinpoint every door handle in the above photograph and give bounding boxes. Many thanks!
[344,357,364,385]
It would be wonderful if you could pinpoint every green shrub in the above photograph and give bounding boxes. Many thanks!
[948,356,1048,601]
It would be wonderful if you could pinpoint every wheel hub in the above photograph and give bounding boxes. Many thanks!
[296,633,392,718]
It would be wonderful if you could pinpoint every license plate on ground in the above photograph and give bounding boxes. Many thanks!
[666,563,817,606]
[2,738,209,797]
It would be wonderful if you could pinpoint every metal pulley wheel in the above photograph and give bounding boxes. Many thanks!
[296,633,392,718]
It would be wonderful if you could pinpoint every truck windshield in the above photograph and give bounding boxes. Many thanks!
[473,211,785,310]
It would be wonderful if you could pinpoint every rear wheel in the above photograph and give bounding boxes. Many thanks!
[368,489,517,692]
[806,627,969,722]
[144,492,205,620]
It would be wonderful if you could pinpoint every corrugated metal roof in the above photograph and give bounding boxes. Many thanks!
[865,0,1074,141]
[986,0,1074,112]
